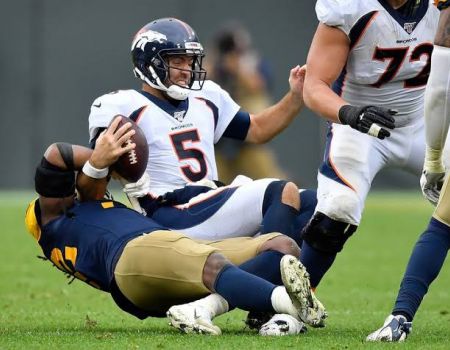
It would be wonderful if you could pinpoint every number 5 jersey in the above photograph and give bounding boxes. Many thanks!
[88,80,245,196]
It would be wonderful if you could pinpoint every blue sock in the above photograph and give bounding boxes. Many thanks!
[393,218,450,321]
[214,264,276,312]
[299,241,336,288]
[294,189,318,236]
[239,250,284,285]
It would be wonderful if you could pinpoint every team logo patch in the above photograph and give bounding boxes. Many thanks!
[174,110,186,122]
[403,22,416,34]
[132,30,167,50]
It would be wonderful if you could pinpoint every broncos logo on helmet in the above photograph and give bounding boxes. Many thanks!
[131,18,207,100]
[132,30,168,51]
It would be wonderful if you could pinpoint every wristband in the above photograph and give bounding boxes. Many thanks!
[82,160,109,179]
[424,146,445,173]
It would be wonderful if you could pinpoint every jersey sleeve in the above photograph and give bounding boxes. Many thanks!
[196,81,241,143]
[88,91,135,143]
[315,0,358,36]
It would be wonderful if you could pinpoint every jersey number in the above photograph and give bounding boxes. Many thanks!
[371,43,433,88]
[50,247,100,289]
[170,129,207,182]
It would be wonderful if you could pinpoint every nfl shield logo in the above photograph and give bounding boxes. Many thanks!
[174,110,186,122]
[403,22,416,34]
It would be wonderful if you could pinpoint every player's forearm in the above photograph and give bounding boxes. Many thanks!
[246,90,302,143]
[424,45,450,169]
[303,78,346,123]
[76,173,109,201]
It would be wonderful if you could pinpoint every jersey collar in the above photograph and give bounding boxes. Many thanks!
[140,90,189,122]
[377,0,429,34]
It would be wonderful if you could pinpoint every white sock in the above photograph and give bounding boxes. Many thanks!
[270,286,298,319]
[189,293,229,319]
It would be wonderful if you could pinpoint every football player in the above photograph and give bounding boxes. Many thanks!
[26,116,326,335]
[301,0,439,288]
[88,17,318,244]
[367,0,450,341]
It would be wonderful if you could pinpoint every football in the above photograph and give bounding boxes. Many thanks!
[110,115,148,183]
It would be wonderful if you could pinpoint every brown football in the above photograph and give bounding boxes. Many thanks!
[110,115,148,183]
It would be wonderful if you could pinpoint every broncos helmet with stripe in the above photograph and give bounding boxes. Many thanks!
[131,18,207,100]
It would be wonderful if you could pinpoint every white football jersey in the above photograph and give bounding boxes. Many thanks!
[316,0,439,126]
[88,81,240,195]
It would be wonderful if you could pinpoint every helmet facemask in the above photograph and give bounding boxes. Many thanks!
[155,50,206,93]
[135,48,206,101]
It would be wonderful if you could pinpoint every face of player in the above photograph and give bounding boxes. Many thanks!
[165,55,194,88]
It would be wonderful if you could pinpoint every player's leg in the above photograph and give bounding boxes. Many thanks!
[260,180,301,240]
[293,189,317,236]
[167,234,326,333]
[367,175,450,342]
[208,233,301,331]
[152,178,301,240]
[368,6,450,341]
[114,231,324,334]
[300,124,385,287]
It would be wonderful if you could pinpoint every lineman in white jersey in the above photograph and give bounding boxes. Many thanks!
[300,0,439,288]
[89,18,318,244]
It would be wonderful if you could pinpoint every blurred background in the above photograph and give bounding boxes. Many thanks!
[0,0,422,190]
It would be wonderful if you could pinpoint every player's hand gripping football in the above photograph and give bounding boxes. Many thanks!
[338,105,396,139]
[90,116,136,169]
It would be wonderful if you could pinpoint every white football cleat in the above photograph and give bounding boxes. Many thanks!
[259,314,307,336]
[280,255,327,327]
[167,303,221,335]
[366,315,412,342]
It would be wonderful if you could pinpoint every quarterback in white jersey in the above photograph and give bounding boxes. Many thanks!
[300,0,439,288]
[88,18,317,242]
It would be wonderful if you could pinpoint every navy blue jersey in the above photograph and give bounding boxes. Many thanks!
[30,200,166,291]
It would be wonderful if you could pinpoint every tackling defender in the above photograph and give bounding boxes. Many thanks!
[26,116,326,335]
[88,17,314,244]
[368,0,450,341]
[301,0,439,288]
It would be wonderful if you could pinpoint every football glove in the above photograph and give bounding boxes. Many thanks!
[420,170,445,206]
[338,105,396,139]
[420,147,446,206]
[123,172,151,198]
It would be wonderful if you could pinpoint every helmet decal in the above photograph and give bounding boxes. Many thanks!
[131,30,168,51]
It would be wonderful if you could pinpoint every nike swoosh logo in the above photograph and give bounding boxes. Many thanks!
[93,102,102,108]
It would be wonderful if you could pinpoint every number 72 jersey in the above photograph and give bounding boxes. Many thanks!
[317,0,439,127]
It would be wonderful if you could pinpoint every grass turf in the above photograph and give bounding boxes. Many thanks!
[1,191,449,349]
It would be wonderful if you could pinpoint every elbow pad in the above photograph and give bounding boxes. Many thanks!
[34,157,75,197]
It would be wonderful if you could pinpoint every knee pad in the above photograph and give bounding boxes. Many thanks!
[301,212,357,254]
[317,187,361,225]
[262,180,288,214]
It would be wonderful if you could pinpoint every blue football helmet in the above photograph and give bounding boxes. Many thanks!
[131,18,206,100]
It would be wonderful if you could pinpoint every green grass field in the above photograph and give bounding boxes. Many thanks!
[1,191,449,349]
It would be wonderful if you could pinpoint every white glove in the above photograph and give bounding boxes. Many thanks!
[187,179,218,189]
[420,169,445,206]
[420,147,446,206]
[123,172,151,198]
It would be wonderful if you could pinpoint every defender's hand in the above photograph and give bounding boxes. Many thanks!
[338,105,396,139]
[123,172,151,198]
[420,169,445,206]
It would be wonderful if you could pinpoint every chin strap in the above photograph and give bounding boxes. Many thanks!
[133,66,190,101]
